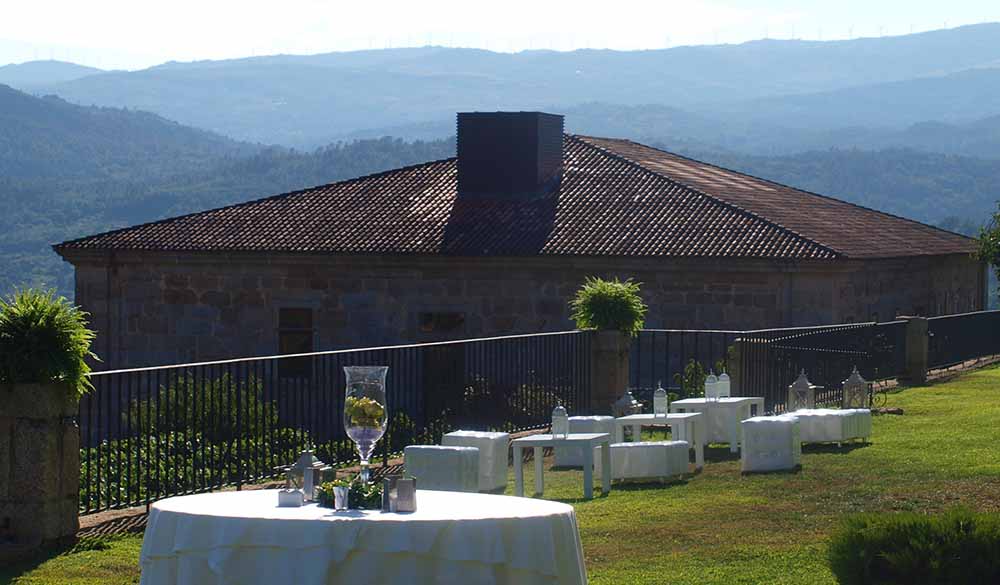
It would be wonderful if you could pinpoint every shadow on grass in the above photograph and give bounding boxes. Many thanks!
[0,538,80,584]
[801,442,871,455]
[704,446,741,463]
[550,478,690,504]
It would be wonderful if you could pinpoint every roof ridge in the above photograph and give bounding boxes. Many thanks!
[611,138,977,246]
[569,134,842,259]
[53,155,458,251]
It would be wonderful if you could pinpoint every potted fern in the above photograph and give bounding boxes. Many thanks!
[569,277,647,411]
[0,288,97,546]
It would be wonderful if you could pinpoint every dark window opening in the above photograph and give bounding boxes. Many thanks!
[279,308,314,378]
[419,312,466,334]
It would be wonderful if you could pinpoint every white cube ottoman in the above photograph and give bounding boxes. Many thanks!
[741,415,802,473]
[554,416,615,467]
[596,441,689,481]
[441,430,510,491]
[403,445,479,492]
[791,409,872,443]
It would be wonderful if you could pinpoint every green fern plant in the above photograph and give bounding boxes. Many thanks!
[569,277,648,337]
[0,288,98,397]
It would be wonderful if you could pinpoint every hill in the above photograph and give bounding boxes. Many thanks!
[0,60,102,88]
[31,24,1000,148]
[0,85,455,295]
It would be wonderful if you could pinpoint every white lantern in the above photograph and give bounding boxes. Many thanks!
[551,402,569,439]
[842,366,869,409]
[653,381,669,416]
[704,370,719,401]
[717,371,731,399]
[787,370,819,411]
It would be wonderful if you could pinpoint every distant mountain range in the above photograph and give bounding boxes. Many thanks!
[0,60,103,89]
[9,23,1000,148]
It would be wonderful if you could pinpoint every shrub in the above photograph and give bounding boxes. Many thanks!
[0,288,98,397]
[569,277,647,336]
[828,509,1000,584]
[674,359,707,398]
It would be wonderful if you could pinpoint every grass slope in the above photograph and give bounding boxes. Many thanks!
[4,366,999,584]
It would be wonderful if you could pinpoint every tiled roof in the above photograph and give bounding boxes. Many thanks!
[55,135,975,260]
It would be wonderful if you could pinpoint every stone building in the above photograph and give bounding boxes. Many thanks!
[55,112,984,369]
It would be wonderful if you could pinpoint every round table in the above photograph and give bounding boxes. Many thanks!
[139,489,587,585]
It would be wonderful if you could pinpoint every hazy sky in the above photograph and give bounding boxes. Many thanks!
[2,0,998,70]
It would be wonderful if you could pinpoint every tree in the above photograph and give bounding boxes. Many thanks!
[977,203,1000,298]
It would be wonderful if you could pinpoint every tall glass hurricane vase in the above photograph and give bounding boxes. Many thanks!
[343,366,389,483]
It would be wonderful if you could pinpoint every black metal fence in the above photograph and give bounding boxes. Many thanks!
[79,330,590,514]
[738,321,908,412]
[629,329,741,403]
[928,310,1000,369]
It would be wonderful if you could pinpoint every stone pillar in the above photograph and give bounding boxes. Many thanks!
[589,331,630,414]
[902,317,929,385]
[0,383,79,550]
[729,339,744,396]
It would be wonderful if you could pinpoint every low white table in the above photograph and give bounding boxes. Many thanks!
[613,413,705,469]
[670,397,765,453]
[741,414,802,473]
[139,489,587,585]
[511,433,612,499]
[790,409,872,444]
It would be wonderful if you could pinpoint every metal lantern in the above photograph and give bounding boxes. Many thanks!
[277,448,334,504]
[551,402,569,439]
[612,389,642,417]
[653,381,669,416]
[704,370,719,401]
[787,370,819,411]
[842,366,869,409]
[717,371,731,399]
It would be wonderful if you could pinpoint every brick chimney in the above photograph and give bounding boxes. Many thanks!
[456,111,564,199]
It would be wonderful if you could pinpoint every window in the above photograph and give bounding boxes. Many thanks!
[419,312,465,334]
[278,308,314,378]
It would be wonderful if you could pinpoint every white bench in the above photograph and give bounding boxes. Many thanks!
[741,415,801,473]
[553,416,615,467]
[403,445,479,492]
[441,430,510,491]
[791,409,872,444]
[596,441,690,481]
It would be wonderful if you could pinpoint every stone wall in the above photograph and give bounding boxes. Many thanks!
[61,250,984,369]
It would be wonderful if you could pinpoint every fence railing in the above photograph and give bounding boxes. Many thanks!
[629,329,741,403]
[928,310,1000,369]
[79,330,591,514]
[738,321,907,412]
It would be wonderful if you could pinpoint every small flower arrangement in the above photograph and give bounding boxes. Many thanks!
[344,395,386,428]
[317,476,383,510]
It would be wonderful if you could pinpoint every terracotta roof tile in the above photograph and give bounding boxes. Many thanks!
[55,135,975,260]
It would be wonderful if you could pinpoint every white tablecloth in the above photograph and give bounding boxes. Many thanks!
[139,489,587,585]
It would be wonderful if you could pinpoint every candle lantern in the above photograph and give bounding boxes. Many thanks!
[717,371,731,399]
[653,381,669,416]
[704,370,719,401]
[787,370,819,412]
[612,389,642,417]
[551,402,569,439]
[841,366,869,409]
[276,448,334,506]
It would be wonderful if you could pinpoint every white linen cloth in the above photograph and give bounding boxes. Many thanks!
[441,430,510,491]
[790,409,872,443]
[139,489,587,585]
[597,441,689,480]
[741,415,802,473]
[404,445,480,492]
[554,416,615,467]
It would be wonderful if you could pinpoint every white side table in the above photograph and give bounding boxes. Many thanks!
[442,430,510,491]
[511,433,612,499]
[669,397,765,453]
[613,413,705,469]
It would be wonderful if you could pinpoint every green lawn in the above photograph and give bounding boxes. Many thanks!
[5,366,1000,584]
